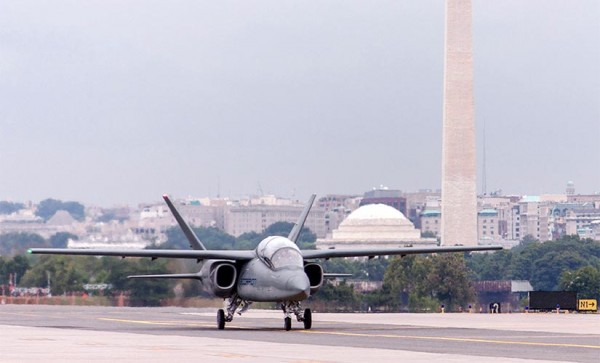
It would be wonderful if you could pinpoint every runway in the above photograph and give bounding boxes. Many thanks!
[0,305,598,362]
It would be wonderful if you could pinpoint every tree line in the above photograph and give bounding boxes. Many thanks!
[0,198,85,221]
[1,222,598,310]
[311,235,600,311]
[0,232,77,256]
[1,254,171,306]
[467,235,600,299]
[154,221,316,251]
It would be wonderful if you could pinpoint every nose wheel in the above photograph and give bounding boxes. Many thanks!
[281,302,313,330]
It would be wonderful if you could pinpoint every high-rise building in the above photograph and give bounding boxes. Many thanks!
[441,0,478,246]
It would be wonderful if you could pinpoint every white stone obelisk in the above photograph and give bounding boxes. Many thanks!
[441,0,477,246]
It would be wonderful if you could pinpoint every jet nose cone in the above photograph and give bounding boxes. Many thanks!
[286,274,310,301]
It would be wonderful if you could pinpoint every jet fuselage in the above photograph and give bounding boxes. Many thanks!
[237,236,311,302]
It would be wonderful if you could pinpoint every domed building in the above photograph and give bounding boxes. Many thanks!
[317,204,437,250]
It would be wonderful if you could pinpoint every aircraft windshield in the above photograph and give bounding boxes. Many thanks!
[270,248,303,269]
[257,236,304,269]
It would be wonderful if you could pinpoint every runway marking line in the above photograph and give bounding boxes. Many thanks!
[299,330,600,350]
[99,317,211,327]
[97,317,600,350]
[98,317,245,330]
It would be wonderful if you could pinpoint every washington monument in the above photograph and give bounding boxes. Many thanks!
[441,0,477,246]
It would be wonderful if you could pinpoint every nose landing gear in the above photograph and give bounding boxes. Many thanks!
[281,301,312,331]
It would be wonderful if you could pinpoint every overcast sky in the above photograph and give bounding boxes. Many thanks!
[0,1,598,206]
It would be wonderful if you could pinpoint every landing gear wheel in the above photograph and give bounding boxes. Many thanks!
[217,309,226,330]
[303,308,312,330]
[284,316,292,331]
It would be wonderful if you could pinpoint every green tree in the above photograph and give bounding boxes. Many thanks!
[383,255,425,310]
[383,254,474,312]
[36,198,85,221]
[467,236,600,293]
[49,232,79,248]
[320,257,388,281]
[426,254,475,311]
[158,222,317,252]
[20,255,93,294]
[123,259,172,306]
[312,281,360,311]
[0,255,31,285]
[520,234,539,247]
[254,221,317,249]
[531,250,588,290]
[236,231,263,250]
[559,266,600,300]
[159,226,236,250]
[0,232,46,256]
[467,249,512,280]
[0,201,25,215]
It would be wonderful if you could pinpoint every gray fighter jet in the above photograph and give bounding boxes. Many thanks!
[29,194,502,330]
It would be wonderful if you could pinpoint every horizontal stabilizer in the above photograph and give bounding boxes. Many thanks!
[128,273,202,280]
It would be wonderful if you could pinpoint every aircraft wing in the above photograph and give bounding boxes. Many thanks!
[28,248,255,261]
[301,245,502,259]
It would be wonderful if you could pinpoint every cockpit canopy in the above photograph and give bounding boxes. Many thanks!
[256,236,303,269]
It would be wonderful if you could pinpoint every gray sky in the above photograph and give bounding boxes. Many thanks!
[0,0,598,206]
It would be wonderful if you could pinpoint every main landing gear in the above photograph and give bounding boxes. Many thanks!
[216,294,251,330]
[217,309,226,330]
[281,301,312,331]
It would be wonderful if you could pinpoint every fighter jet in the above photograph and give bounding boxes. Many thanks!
[29,194,502,331]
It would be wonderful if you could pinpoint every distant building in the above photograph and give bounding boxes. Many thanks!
[420,209,441,237]
[224,203,326,238]
[360,187,407,216]
[478,208,499,243]
[516,196,552,242]
[403,190,441,228]
[317,203,437,250]
[473,280,533,312]
[318,194,361,236]
[420,196,442,237]
[565,208,600,238]
[567,194,600,208]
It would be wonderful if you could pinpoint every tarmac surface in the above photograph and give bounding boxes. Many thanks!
[0,304,598,362]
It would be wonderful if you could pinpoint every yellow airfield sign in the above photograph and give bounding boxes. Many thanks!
[578,299,597,311]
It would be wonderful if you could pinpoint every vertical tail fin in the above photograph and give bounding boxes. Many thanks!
[288,194,316,244]
[163,195,207,250]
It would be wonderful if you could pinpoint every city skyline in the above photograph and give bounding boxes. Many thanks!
[0,1,598,207]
